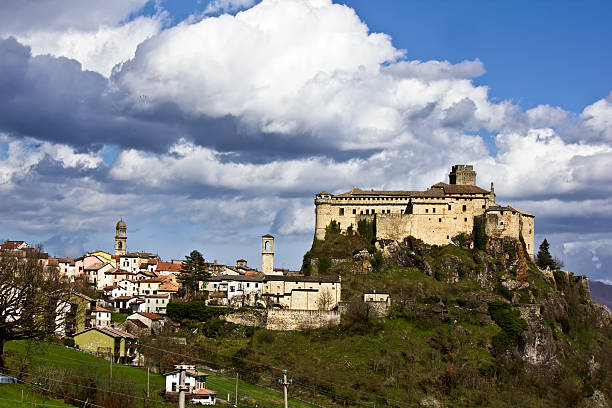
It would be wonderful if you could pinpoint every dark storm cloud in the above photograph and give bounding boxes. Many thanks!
[0,37,369,161]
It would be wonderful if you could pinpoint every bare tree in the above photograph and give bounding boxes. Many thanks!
[317,289,334,310]
[0,247,69,369]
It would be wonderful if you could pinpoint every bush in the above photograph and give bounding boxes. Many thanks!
[488,301,528,345]
[318,257,332,274]
[452,233,467,247]
[357,219,376,244]
[325,220,341,238]
[371,251,383,271]
[497,283,513,301]
[63,337,75,347]
[472,216,488,250]
[166,301,231,322]
[301,251,313,275]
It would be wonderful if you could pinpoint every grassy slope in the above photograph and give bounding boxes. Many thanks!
[3,340,314,408]
[0,384,77,407]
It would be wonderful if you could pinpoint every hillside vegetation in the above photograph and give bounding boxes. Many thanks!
[152,230,611,407]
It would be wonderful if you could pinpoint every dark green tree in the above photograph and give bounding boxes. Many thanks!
[472,216,488,250]
[178,250,210,298]
[536,238,557,270]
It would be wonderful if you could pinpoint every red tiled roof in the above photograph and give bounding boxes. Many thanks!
[134,312,164,320]
[430,182,489,194]
[91,306,111,313]
[0,240,26,250]
[157,261,182,272]
[194,388,217,396]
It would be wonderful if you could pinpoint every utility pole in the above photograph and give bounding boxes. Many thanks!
[278,369,292,408]
[175,364,194,408]
[109,350,113,383]
[234,372,239,406]
[147,367,150,398]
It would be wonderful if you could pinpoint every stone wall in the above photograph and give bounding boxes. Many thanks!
[221,309,340,331]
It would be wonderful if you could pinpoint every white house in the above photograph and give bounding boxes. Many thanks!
[163,369,216,405]
[202,276,264,307]
[90,306,111,328]
[145,293,169,314]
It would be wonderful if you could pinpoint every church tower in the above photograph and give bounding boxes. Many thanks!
[115,219,127,256]
[261,234,276,275]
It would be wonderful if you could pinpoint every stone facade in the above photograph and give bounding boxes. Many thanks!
[314,164,535,258]
[222,309,341,331]
[261,234,277,275]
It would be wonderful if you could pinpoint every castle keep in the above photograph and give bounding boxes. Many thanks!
[314,165,535,258]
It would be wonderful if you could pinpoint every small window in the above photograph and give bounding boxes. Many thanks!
[500,222,504,225]
[366,209,369,214]
[448,205,452,210]
[425,208,429,213]
[433,208,436,213]
[464,217,468,222]
[339,208,344,216]
[352,209,356,214]
[439,218,442,222]
[482,205,485,209]
[462,205,467,211]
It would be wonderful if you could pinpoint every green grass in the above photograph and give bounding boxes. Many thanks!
[4,340,315,408]
[0,384,77,407]
[111,312,129,323]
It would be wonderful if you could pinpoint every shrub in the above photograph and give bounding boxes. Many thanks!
[472,216,488,250]
[452,233,467,247]
[371,251,383,271]
[301,251,313,275]
[166,301,231,322]
[497,283,513,301]
[357,219,376,244]
[63,337,75,347]
[325,220,341,238]
[488,301,528,345]
[317,257,333,274]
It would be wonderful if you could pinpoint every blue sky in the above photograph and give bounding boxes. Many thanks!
[0,0,611,282]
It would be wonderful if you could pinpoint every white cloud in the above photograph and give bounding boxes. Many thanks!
[204,0,258,15]
[578,92,612,142]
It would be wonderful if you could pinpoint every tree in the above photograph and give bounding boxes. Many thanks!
[177,250,210,298]
[317,289,334,310]
[536,239,558,270]
[0,246,69,370]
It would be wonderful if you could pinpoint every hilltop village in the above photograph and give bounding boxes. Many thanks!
[2,164,611,407]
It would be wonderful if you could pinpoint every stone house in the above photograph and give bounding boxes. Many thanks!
[314,164,535,258]
[126,312,165,334]
[202,275,265,307]
[263,276,341,310]
[73,327,137,364]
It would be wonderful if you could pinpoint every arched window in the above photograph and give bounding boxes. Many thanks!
[265,241,270,251]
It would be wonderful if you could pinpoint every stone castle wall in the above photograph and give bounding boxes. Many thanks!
[221,309,340,331]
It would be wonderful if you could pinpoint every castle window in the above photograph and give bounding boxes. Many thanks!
[462,205,467,211]
[372,209,375,214]
[439,218,442,222]
[433,208,436,213]
[425,208,429,213]
[366,209,369,214]
[500,222,504,225]
[448,205,452,210]
[360,211,363,214]
[464,217,468,222]
[353,209,356,214]
[339,208,344,216]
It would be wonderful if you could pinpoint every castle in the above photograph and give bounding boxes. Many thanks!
[314,165,535,258]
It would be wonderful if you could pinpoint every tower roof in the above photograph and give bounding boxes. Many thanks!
[116,219,126,229]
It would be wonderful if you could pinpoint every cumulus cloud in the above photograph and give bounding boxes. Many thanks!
[204,0,258,15]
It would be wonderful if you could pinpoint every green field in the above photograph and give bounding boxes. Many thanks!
[0,383,77,407]
[2,340,316,408]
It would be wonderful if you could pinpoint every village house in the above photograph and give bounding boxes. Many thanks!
[89,306,111,328]
[126,312,166,334]
[262,275,341,310]
[144,293,170,314]
[164,369,216,405]
[73,327,138,364]
[202,275,264,307]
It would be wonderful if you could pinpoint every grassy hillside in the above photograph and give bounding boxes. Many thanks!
[0,384,77,407]
[2,340,314,408]
[154,234,612,407]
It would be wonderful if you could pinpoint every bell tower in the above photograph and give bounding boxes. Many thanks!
[115,219,127,256]
[261,234,276,275]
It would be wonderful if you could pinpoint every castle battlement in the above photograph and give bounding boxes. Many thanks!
[314,165,535,258]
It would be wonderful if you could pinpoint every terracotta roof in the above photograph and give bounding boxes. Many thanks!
[146,294,169,298]
[91,306,111,313]
[335,187,416,197]
[159,282,179,292]
[74,326,137,339]
[72,292,95,302]
[106,269,134,275]
[486,205,534,217]
[0,240,26,250]
[56,257,74,263]
[84,262,108,271]
[194,388,217,396]
[156,261,182,272]
[207,275,264,282]
[133,312,164,320]
[139,277,165,283]
[113,296,137,301]
[430,182,490,194]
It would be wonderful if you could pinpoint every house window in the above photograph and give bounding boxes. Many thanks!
[172,383,176,392]
[353,209,356,214]
[448,205,452,210]
[230,286,234,292]
[339,208,344,216]
[462,205,467,211]
[365,209,369,214]
[464,217,468,222]
[247,283,250,288]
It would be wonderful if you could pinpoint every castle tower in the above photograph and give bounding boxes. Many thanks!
[114,219,127,256]
[449,164,476,185]
[261,234,276,275]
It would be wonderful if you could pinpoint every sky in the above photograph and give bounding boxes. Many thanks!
[0,0,611,283]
